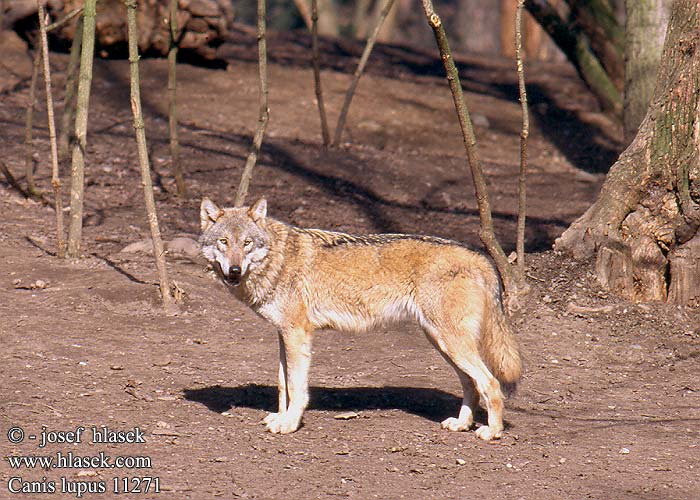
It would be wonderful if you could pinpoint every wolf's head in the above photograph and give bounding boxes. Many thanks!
[199,197,270,287]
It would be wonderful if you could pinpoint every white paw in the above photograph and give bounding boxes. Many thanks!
[475,425,502,441]
[262,412,301,434]
[440,416,473,432]
[262,412,281,425]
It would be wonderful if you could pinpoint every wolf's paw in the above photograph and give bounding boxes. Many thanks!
[262,412,301,434]
[475,425,502,441]
[440,416,473,432]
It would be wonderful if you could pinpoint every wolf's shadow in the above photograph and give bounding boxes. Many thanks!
[183,384,489,424]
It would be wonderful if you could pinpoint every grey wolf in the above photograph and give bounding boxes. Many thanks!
[199,197,522,440]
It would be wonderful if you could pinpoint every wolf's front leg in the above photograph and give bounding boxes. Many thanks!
[262,332,289,427]
[264,327,312,434]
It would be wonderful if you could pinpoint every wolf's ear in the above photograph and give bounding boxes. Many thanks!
[200,198,223,232]
[249,197,267,223]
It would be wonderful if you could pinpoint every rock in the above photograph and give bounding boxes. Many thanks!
[0,31,33,94]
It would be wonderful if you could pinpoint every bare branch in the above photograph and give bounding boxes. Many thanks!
[310,0,330,146]
[235,0,270,207]
[37,3,65,257]
[25,47,41,197]
[333,0,396,146]
[515,0,529,275]
[420,0,516,294]
[125,0,176,311]
[168,0,185,196]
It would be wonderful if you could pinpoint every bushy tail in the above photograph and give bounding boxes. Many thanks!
[479,289,522,395]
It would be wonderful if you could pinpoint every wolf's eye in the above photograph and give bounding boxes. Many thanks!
[243,238,253,247]
[217,238,229,246]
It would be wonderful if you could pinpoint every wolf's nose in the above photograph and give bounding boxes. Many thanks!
[229,265,242,277]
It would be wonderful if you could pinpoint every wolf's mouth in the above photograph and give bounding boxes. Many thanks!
[224,273,242,286]
[214,262,242,287]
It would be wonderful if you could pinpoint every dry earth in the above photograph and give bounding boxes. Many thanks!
[1,27,699,500]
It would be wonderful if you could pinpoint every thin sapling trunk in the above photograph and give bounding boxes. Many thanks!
[25,47,41,197]
[235,0,270,207]
[37,2,66,257]
[420,0,517,297]
[66,0,97,258]
[311,0,330,146]
[168,0,185,196]
[58,16,83,161]
[125,0,176,311]
[333,0,396,146]
[515,0,529,275]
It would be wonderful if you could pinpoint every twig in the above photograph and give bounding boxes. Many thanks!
[125,0,176,312]
[234,0,269,207]
[168,0,185,196]
[515,0,529,275]
[58,15,83,161]
[37,3,65,258]
[420,0,515,294]
[0,161,29,197]
[24,47,41,197]
[311,0,330,146]
[45,6,83,33]
[66,1,96,258]
[333,0,396,146]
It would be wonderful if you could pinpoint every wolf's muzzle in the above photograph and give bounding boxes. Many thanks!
[225,265,242,286]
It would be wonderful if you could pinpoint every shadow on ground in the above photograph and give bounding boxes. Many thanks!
[183,383,480,424]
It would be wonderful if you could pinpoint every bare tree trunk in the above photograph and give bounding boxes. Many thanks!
[66,0,96,258]
[25,48,41,197]
[515,0,529,276]
[420,0,517,296]
[125,0,175,311]
[564,0,625,90]
[459,0,500,54]
[311,0,330,146]
[556,0,700,305]
[168,0,185,196]
[353,0,373,38]
[525,0,622,116]
[234,0,269,207]
[293,0,312,30]
[623,0,671,143]
[38,2,66,257]
[58,16,83,162]
[333,0,396,146]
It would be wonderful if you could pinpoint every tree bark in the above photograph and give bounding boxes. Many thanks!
[556,0,700,305]
[66,1,96,258]
[623,0,671,143]
[125,0,176,311]
[58,16,83,162]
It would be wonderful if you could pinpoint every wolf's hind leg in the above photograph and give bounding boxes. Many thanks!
[440,369,479,432]
[264,327,312,434]
[422,319,504,441]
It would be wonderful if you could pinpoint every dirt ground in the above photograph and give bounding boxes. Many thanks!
[1,27,699,500]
